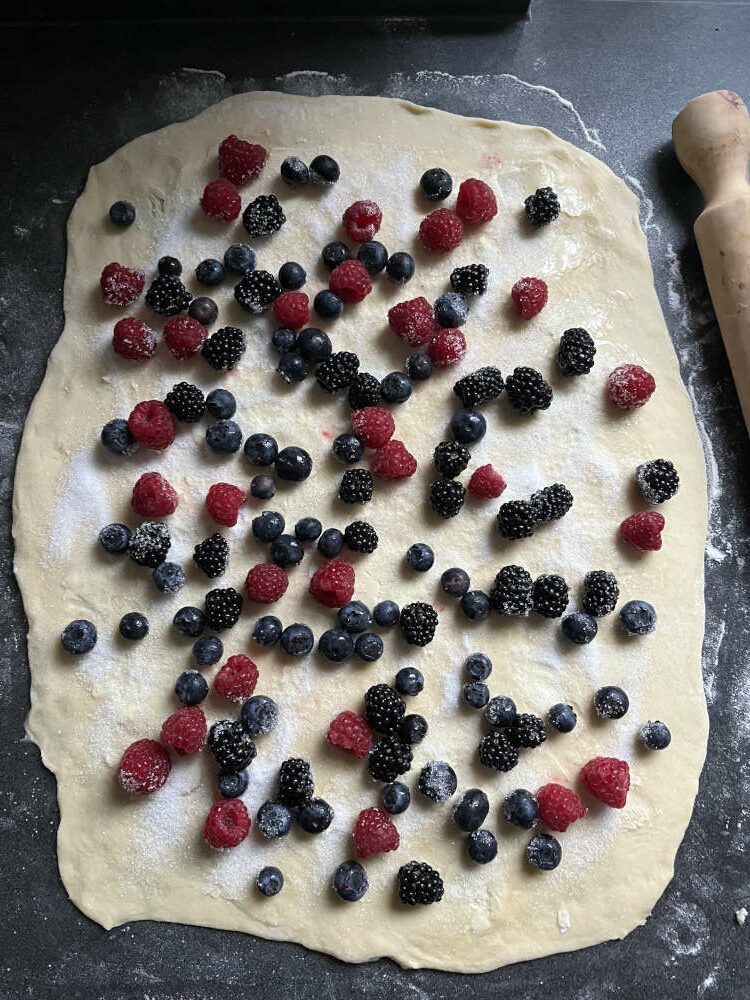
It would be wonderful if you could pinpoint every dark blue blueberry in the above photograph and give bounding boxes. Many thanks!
[250,474,276,500]
[373,600,400,627]
[317,528,344,559]
[485,696,517,728]
[619,599,657,636]
[640,720,672,750]
[380,371,412,403]
[218,769,249,798]
[441,567,470,597]
[205,388,236,420]
[355,633,384,662]
[309,155,340,185]
[332,433,364,464]
[434,292,469,328]
[321,241,352,271]
[272,327,298,353]
[270,534,303,567]
[548,703,577,733]
[382,781,411,814]
[257,801,293,839]
[206,419,243,453]
[241,695,279,736]
[395,666,423,696]
[357,240,388,275]
[60,619,97,655]
[294,517,322,542]
[109,200,135,226]
[468,829,498,864]
[280,156,310,188]
[244,433,279,467]
[318,628,354,662]
[465,652,492,680]
[461,590,491,620]
[297,326,332,362]
[158,256,182,276]
[98,522,130,554]
[417,760,457,802]
[280,623,314,656]
[101,418,138,456]
[405,543,434,573]
[193,635,223,666]
[173,606,205,638]
[385,251,415,285]
[175,669,208,705]
[119,611,149,641]
[152,561,185,593]
[297,798,334,833]
[256,865,284,897]
[453,788,489,832]
[338,601,372,634]
[463,681,490,709]
[188,296,218,326]
[451,409,486,444]
[252,615,282,647]
[277,352,309,384]
[333,860,368,902]
[406,352,434,382]
[195,258,225,286]
[278,260,307,289]
[275,446,313,482]
[527,833,562,871]
[594,685,629,720]
[313,290,343,320]
[223,242,256,275]
[561,612,598,645]
[399,714,428,745]
[504,789,540,829]
[420,167,452,201]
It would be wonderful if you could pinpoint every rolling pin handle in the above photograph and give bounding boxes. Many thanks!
[672,91,750,205]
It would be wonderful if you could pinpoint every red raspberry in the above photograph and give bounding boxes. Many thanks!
[309,558,355,608]
[353,808,400,859]
[200,177,241,221]
[620,511,665,551]
[206,482,246,527]
[468,464,507,499]
[131,471,179,518]
[536,783,587,832]
[607,364,656,409]
[428,328,467,368]
[456,178,498,224]
[387,296,435,347]
[418,208,463,253]
[351,406,395,449]
[100,262,145,307]
[511,277,548,319]
[329,259,372,304]
[112,317,157,361]
[370,439,418,480]
[204,799,251,849]
[581,756,631,808]
[342,200,382,243]
[160,706,207,755]
[214,654,259,702]
[326,710,375,759]
[117,738,171,795]
[163,315,207,360]
[127,400,176,450]
[245,562,289,604]
[218,134,267,185]
[272,290,309,330]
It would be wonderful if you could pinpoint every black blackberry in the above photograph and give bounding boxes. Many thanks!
[343,520,378,553]
[478,731,519,772]
[128,521,170,568]
[193,533,229,578]
[582,570,620,617]
[204,587,243,631]
[505,367,553,414]
[530,483,574,522]
[277,757,314,808]
[347,372,382,409]
[433,441,471,479]
[368,734,413,782]
[508,713,546,749]
[635,459,680,504]
[497,500,535,539]
[234,270,281,314]
[164,382,205,422]
[531,574,569,618]
[364,683,406,733]
[208,720,256,772]
[524,186,560,226]
[242,194,286,238]
[202,327,246,371]
[429,479,465,518]
[145,274,192,316]
[490,565,533,615]
[400,602,438,646]
[557,327,596,376]
[453,366,504,408]
[397,861,444,905]
[339,468,373,504]
[316,351,360,393]
[450,263,489,297]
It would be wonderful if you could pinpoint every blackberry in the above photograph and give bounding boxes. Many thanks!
[204,587,243,631]
[202,326,246,371]
[582,570,620,617]
[490,565,533,615]
[208,720,256,772]
[128,521,170,567]
[524,186,560,226]
[532,574,569,618]
[145,274,192,316]
[364,683,406,733]
[193,534,229,578]
[478,731,518,771]
[530,483,574,522]
[397,861,444,906]
[433,441,470,478]
[557,327,596,376]
[429,479,465,518]
[508,713,547,749]
[635,458,680,504]
[339,468,373,504]
[242,194,286,238]
[316,351,360,393]
[453,366,504,409]
[497,500,535,539]
[400,602,438,647]
[368,734,413,782]
[234,270,281,314]
[505,367,553,414]
[344,520,379,553]
[164,382,205,422]
[347,372,382,409]
[450,263,489,297]
[277,757,314,809]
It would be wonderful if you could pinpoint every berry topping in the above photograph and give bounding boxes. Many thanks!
[368,733,413,782]
[417,761,457,802]
[193,636,223,666]
[297,797,334,833]
[333,433,365,465]
[453,789,490,832]
[484,695,517,728]
[582,569,620,616]
[527,834,562,871]
[548,703,577,733]
[163,315,207,359]
[640,720,672,750]
[278,260,306,289]
[339,468,374,504]
[214,654,258,703]
[329,259,373,303]
[333,861,369,902]
[620,511,665,551]
[511,277,548,319]
[189,297,218,325]
[398,861,444,905]
[117,739,171,795]
[561,612,598,645]
[206,420,243,454]
[405,543,434,572]
[505,366,553,413]
[497,499,535,539]
[353,808,399,858]
[456,178,498,224]
[100,262,145,307]
[326,711,374,759]
[399,602,438,646]
[160,706,207,755]
[309,154,340,185]
[429,479,466,518]
[175,668,208,705]
[380,370,412,403]
[635,459,680,504]
[351,407,395,449]
[109,200,135,226]
[201,178,241,221]
[607,363,656,409]
[581,757,630,808]
[619,599,657,636]
[420,167,453,201]
[280,156,310,187]
[464,651,492,679]
[272,290,309,330]
[358,241,388,275]
[164,381,205,422]
[348,372,383,410]
[128,521,170,567]
[309,558,355,608]
[450,409,487,444]
[524,186,560,226]
[257,801,293,839]
[112,317,157,361]
[467,829,498,864]
[433,440,470,478]
[427,328,467,368]
[375,601,401,628]
[277,757,314,808]
[245,563,289,604]
[234,269,281,314]
[450,263,489,296]
[218,134,267,185]
[557,327,596,376]
[131,471,178,518]
[202,326,246,371]
[101,418,138,456]
[469,464,507,499]
[419,208,463,253]
[152,563,184,594]
[453,366,504,408]
[208,719,256,772]
[343,520,379,553]
[343,200,382,243]
[242,194,285,238]
[204,799,251,850]
[241,695,279,736]
[256,866,284,896]
[388,298,434,348]
[530,483,573,521]
[371,439,418,479]
[536,783,587,832]
[204,587,243,631]
[504,789,540,829]
[205,483,246,527]
[509,713,547,749]
[270,534,304,567]
[532,574,569,618]
[434,292,469,328]
[594,685,629,720]
[193,533,229,578]
[364,684,406,733]
[316,351,360,393]
[99,523,131,555]
[60,620,97,655]
[127,400,175,451]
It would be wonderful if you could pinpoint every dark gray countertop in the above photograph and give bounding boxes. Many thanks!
[2,3,750,998]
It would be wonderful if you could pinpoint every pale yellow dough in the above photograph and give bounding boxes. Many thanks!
[14,93,708,972]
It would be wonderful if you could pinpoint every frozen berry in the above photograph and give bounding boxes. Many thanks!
[450,409,486,443]
[218,134,267,185]
[205,483,246,527]
[504,789,540,829]
[441,568,470,597]
[548,703,577,733]
[524,186,560,226]
[309,154,340,185]
[333,861,368,902]
[561,612,598,645]
[456,178,497,224]
[314,290,343,320]
[536,783,587,832]
[527,833,562,871]
[195,259,224,286]
[343,200,382,243]
[580,757,630,808]
[164,382,205,422]
[109,200,135,226]
[204,799,251,849]
[370,439,417,480]
[351,407,394,449]
[640,720,672,750]
[60,619,97,655]
[242,194,285,238]
[100,262,145,307]
[353,807,399,858]
[326,711,374,759]
[189,297,218,326]
[329,259,372,304]
[117,738,170,795]
[99,523,130,555]
[434,292,469,328]
[607,363,656,409]
[594,685,629,720]
[468,464,506,499]
[620,511,665,551]
[160,706,206,755]
[511,277,548,319]
[428,328,467,368]
[380,371,412,403]
[245,563,289,604]
[619,599,657,636]
[175,668,208,704]
[357,240,388,274]
[127,400,175,451]
[112,317,157,361]
[272,290,309,330]
[131,471,178,518]
[275,446,312,482]
[280,156,309,187]
[388,296,435,347]
[309,558,355,608]
[419,208,463,252]
[214,654,259,702]
[394,666,422,695]
[163,315,207,359]
[201,178,241,221]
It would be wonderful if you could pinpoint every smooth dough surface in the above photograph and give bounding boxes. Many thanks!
[14,93,708,973]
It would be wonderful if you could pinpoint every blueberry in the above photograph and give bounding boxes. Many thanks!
[355,633,384,662]
[250,475,276,500]
[158,256,182,276]
[463,681,490,709]
[257,801,293,839]
[119,611,149,641]
[256,866,284,897]
[332,433,364,465]
[406,352,434,382]
[357,240,388,275]
[188,296,218,326]
[465,652,492,680]
[98,522,131,554]
[206,419,243,453]
[451,409,486,444]
[318,628,354,662]
[252,510,285,542]
[434,292,469,328]
[223,242,256,275]
[548,703,577,733]
[321,241,352,272]
[152,562,185,593]
[418,761,457,802]
[441,567,470,597]
[373,600,400,627]
[385,251,415,285]
[193,635,223,666]
[175,669,208,706]
[205,388,236,420]
[461,590,491,620]
[468,829,498,864]
[309,155,340,185]
[109,200,135,226]
[484,696,517,728]
[100,418,138,456]
[270,534,304,567]
[252,615,282,647]
[380,371,412,403]
[275,446,313,482]
[420,167,453,201]
[395,666,424,696]
[317,528,344,558]
[382,781,411,814]
[561,612,598,645]
[453,788,489,832]
[313,290,343,320]
[272,327,298,353]
[297,327,332,362]
[173,606,205,638]
[277,353,309,384]
[338,600,372,633]
[244,433,279,467]
[241,695,279,736]
[295,517,323,542]
[218,770,249,798]
[278,260,307,290]
[280,156,310,188]
[640,720,672,750]
[297,797,334,833]
[60,619,97,655]
[405,542,434,572]
[504,789,540,829]
[280,623,314,656]
[195,258,225,286]
[619,599,657,636]
[333,860,369,902]
[399,714,428,745]
[594,685,629,720]
[527,833,562,871]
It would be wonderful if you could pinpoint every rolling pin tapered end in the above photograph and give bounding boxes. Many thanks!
[672,90,750,205]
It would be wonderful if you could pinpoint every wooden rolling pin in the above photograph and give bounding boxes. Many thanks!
[672,90,750,435]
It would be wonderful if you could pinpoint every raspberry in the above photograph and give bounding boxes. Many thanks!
[163,315,207,359]
[456,178,498,224]
[580,756,630,808]
[351,406,395,449]
[326,710,375,759]
[536,783,587,832]
[245,562,289,604]
[428,329,466,368]
[353,807,400,859]
[204,799,251,849]
[117,738,171,795]
[200,178,241,221]
[329,259,372,304]
[218,134,267,185]
[214,654,259,702]
[418,208,463,253]
[342,200,382,243]
[469,464,506,499]
[607,363,656,409]
[370,439,418,479]
[309,558,355,608]
[206,483,246,527]
[160,706,207,755]
[620,511,665,551]
[387,297,435,347]
[100,262,145,307]
[272,291,309,330]
[112,317,157,360]
[127,400,176,450]
[511,277,548,319]
[131,471,179,518]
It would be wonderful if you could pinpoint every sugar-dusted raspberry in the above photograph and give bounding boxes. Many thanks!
[204,798,251,849]
[206,483,246,527]
[163,315,207,360]
[309,558,355,608]
[160,706,207,755]
[456,178,498,224]
[620,511,665,551]
[428,329,467,368]
[511,277,548,319]
[200,177,242,221]
[370,439,418,480]
[127,400,176,450]
[353,807,400,859]
[326,710,375,759]
[117,738,171,795]
[245,562,289,604]
[536,783,587,832]
[343,200,382,243]
[580,756,630,808]
[607,363,656,409]
[351,406,395,449]
[329,259,372,304]
[272,291,309,330]
[468,464,507,499]
[418,208,463,253]
[218,134,267,185]
[214,653,259,702]
[387,296,435,347]
[112,317,157,361]
[100,262,145,307]
[132,471,179,518]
